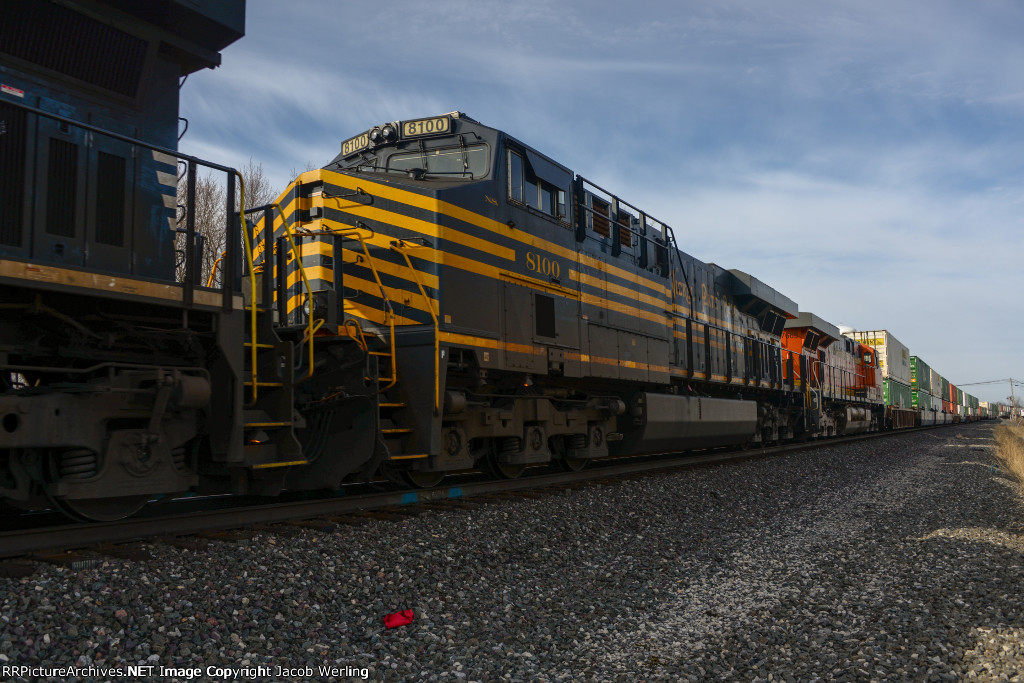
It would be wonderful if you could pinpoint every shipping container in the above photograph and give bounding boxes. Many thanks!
[929,368,941,397]
[940,377,950,404]
[910,356,932,394]
[844,330,912,386]
[957,388,964,406]
[884,379,913,409]
[916,391,938,425]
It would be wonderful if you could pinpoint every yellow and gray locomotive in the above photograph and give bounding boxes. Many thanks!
[263,112,799,487]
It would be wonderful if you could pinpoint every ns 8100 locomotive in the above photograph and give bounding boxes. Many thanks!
[263,111,885,488]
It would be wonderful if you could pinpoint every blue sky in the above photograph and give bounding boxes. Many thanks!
[180,0,1024,405]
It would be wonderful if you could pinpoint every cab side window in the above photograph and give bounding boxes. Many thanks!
[507,147,571,225]
[508,151,524,204]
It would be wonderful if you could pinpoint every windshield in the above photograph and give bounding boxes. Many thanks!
[386,143,488,179]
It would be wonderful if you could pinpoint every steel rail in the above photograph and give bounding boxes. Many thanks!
[0,423,980,559]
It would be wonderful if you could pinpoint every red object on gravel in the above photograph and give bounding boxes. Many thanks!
[383,609,415,628]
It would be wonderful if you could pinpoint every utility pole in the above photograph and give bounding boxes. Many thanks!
[1013,377,1019,423]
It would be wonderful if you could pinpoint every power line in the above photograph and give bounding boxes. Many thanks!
[958,378,1024,388]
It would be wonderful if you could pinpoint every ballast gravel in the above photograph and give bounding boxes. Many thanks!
[2,422,1023,682]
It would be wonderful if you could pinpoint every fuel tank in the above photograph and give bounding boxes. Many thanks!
[611,392,757,455]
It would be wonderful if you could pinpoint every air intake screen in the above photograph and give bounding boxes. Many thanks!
[46,138,78,237]
[0,1,147,97]
[0,102,26,247]
[95,152,126,246]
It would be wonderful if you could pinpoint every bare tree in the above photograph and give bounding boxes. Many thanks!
[175,170,224,285]
[289,160,320,179]
[239,157,277,224]
[175,158,277,288]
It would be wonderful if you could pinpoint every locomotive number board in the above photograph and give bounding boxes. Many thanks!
[341,132,370,156]
[402,116,450,137]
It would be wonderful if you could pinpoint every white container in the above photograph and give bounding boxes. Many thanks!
[843,330,912,386]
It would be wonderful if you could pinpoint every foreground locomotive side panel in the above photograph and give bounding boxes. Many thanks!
[0,0,243,277]
[0,0,255,519]
[1,1,382,519]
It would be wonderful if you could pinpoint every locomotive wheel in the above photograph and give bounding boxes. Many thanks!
[42,449,150,521]
[403,470,445,489]
[486,449,526,479]
[48,495,149,523]
[560,456,587,472]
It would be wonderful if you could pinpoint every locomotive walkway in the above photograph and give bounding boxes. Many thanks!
[1,422,1020,681]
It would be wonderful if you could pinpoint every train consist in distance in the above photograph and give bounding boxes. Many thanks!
[0,0,995,522]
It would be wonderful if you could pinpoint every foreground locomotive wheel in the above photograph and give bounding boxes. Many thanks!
[48,495,150,523]
[560,456,587,472]
[403,471,445,489]
[486,449,526,479]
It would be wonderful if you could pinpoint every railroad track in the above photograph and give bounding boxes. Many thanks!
[0,423,975,560]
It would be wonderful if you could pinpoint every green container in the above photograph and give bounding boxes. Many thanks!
[913,390,932,410]
[957,388,964,405]
[910,357,932,394]
[884,379,913,408]
[941,376,950,399]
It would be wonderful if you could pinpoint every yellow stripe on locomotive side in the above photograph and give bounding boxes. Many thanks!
[342,272,438,314]
[569,269,671,311]
[313,169,673,298]
[437,330,675,376]
[276,171,761,342]
[338,246,440,290]
[317,218,674,329]
[296,189,516,263]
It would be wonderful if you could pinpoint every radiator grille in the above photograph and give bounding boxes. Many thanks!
[46,138,78,237]
[95,152,126,246]
[0,0,147,97]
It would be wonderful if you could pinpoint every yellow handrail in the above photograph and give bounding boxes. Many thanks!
[342,318,368,353]
[206,250,227,288]
[391,240,440,415]
[333,229,399,391]
[266,201,320,382]
[234,172,259,403]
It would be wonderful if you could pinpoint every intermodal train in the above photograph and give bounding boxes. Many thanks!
[0,0,989,522]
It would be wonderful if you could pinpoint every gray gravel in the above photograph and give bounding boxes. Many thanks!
[2,422,1022,682]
